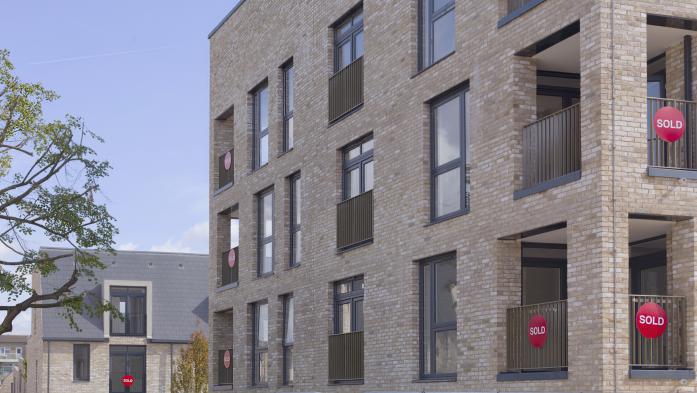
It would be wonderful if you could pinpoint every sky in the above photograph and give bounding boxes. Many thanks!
[0,0,239,334]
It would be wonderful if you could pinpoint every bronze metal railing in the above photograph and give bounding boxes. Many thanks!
[521,104,581,190]
[506,300,567,371]
[218,149,234,189]
[647,98,697,169]
[630,294,687,368]
[329,57,364,123]
[217,349,233,385]
[221,247,238,286]
[336,190,373,250]
[328,331,364,382]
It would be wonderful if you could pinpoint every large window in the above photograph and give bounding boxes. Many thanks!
[419,0,455,69]
[420,254,457,379]
[430,86,469,221]
[283,61,294,151]
[342,135,374,200]
[334,276,364,334]
[73,344,90,381]
[110,346,145,393]
[257,188,274,276]
[289,174,301,267]
[110,287,146,337]
[252,302,269,386]
[282,295,294,385]
[253,83,269,169]
[334,6,364,71]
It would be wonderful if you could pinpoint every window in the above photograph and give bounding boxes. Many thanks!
[419,254,457,379]
[334,6,364,71]
[289,174,302,266]
[257,188,274,276]
[110,346,145,393]
[342,135,374,200]
[253,83,269,169]
[252,302,269,386]
[334,276,364,334]
[283,61,294,151]
[73,344,90,381]
[220,209,239,287]
[282,295,294,385]
[15,347,22,357]
[110,287,146,336]
[419,0,455,69]
[430,86,469,221]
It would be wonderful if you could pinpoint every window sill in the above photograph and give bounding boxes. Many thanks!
[277,147,293,159]
[337,238,373,254]
[413,376,457,383]
[497,370,568,382]
[498,0,546,28]
[255,272,274,280]
[629,368,695,380]
[411,51,455,79]
[328,103,364,127]
[513,170,581,200]
[425,209,469,227]
[213,182,234,197]
[329,379,364,385]
[285,263,301,271]
[216,282,238,292]
[211,385,233,391]
[647,166,697,180]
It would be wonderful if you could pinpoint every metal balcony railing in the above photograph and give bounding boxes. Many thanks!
[221,247,238,287]
[329,57,363,123]
[218,149,234,189]
[217,349,233,385]
[630,294,687,368]
[328,331,363,382]
[647,98,697,170]
[336,190,373,250]
[506,300,567,371]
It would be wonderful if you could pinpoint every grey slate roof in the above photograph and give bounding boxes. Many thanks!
[39,248,209,342]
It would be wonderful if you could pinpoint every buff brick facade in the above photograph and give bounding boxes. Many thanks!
[208,1,697,392]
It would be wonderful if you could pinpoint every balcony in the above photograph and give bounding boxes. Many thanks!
[505,300,567,372]
[515,104,581,199]
[218,149,234,190]
[328,331,363,383]
[221,247,238,287]
[647,98,697,178]
[336,190,373,250]
[217,349,233,385]
[328,57,363,123]
[629,295,687,369]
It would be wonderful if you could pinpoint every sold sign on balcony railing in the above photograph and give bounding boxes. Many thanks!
[636,302,668,339]
[654,106,686,143]
[527,314,548,348]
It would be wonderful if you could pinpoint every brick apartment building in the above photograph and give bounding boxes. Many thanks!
[26,248,208,393]
[207,0,697,392]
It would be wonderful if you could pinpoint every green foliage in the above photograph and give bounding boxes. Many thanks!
[171,330,208,393]
[0,49,117,335]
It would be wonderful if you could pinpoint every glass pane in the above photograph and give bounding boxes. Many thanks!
[338,20,352,36]
[337,282,351,294]
[435,329,457,374]
[433,10,455,62]
[257,303,268,347]
[263,193,273,237]
[361,138,373,153]
[230,218,239,248]
[259,87,268,131]
[338,41,352,69]
[435,260,457,324]
[129,355,145,392]
[355,31,364,58]
[355,299,363,331]
[285,297,294,344]
[293,231,301,264]
[111,297,126,334]
[353,11,363,26]
[294,178,301,225]
[434,0,453,12]
[286,116,294,150]
[129,296,146,335]
[536,94,564,118]
[259,134,269,166]
[347,167,360,198]
[354,277,364,290]
[522,266,561,305]
[110,353,126,393]
[285,347,294,384]
[435,168,461,217]
[641,265,667,295]
[340,303,351,333]
[262,242,272,274]
[648,81,663,98]
[286,67,294,113]
[422,265,431,374]
[364,161,374,192]
[421,0,431,67]
[347,146,361,160]
[435,96,461,166]
[257,351,268,384]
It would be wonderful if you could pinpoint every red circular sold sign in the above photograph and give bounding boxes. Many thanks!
[654,106,686,143]
[636,302,668,339]
[224,151,232,170]
[227,249,236,268]
[121,375,134,388]
[527,314,548,349]
[223,350,231,369]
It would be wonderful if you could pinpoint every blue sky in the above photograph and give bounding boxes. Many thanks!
[0,1,239,334]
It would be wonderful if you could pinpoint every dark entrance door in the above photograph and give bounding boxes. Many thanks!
[630,252,667,295]
[110,346,146,393]
[521,243,567,305]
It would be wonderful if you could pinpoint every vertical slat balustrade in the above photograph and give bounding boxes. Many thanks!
[647,98,697,169]
[336,191,373,250]
[328,331,364,382]
[220,247,238,286]
[218,148,234,189]
[329,57,364,123]
[217,349,233,385]
[629,295,686,368]
[506,300,567,371]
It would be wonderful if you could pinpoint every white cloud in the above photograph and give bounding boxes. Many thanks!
[117,242,139,251]
[150,222,208,254]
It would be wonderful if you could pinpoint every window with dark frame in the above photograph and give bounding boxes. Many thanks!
[110,286,146,337]
[334,6,364,72]
[334,276,364,334]
[289,173,301,267]
[430,86,470,222]
[257,188,274,276]
[253,83,269,169]
[419,253,457,380]
[342,135,374,200]
[73,344,90,381]
[282,294,294,385]
[221,213,239,287]
[419,0,455,70]
[252,301,269,386]
[283,60,294,151]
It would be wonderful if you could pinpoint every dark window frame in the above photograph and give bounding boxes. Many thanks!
[73,344,90,381]
[282,294,294,385]
[109,286,147,337]
[333,276,364,334]
[109,345,146,393]
[429,86,469,222]
[257,187,274,276]
[289,173,301,267]
[419,0,456,70]
[418,253,457,380]
[333,6,364,72]
[342,134,374,201]
[282,60,294,152]
[252,82,269,170]
[251,301,269,386]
